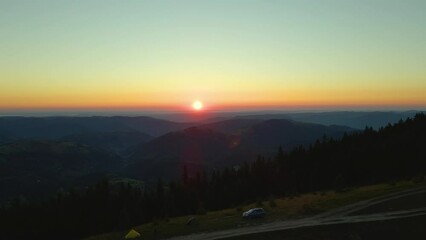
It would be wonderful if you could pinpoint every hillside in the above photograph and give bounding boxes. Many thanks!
[239,119,353,152]
[0,140,121,202]
[127,119,354,180]
[235,111,419,129]
[1,114,425,240]
[126,127,244,180]
[0,114,426,239]
[62,131,153,156]
[196,118,264,134]
[0,116,193,139]
[0,117,355,200]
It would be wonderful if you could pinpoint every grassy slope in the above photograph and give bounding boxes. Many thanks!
[85,180,424,240]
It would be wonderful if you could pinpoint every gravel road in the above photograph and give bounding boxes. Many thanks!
[166,187,426,240]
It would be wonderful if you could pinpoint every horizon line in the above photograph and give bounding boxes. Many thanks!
[0,108,424,118]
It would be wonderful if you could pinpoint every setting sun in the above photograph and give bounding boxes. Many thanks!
[192,100,203,111]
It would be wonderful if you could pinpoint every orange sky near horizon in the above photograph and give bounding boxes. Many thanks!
[1,86,424,111]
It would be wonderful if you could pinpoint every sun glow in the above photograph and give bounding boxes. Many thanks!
[192,100,203,111]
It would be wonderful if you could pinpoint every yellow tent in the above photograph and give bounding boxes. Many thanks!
[125,229,141,239]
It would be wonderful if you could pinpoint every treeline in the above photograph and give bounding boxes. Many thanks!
[1,114,426,239]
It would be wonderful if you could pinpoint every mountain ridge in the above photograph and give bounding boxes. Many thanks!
[126,118,355,180]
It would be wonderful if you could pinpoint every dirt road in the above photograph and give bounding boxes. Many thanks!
[167,187,426,240]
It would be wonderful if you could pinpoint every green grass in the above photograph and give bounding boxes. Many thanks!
[85,180,424,240]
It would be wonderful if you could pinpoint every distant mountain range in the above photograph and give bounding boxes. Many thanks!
[148,111,420,128]
[0,116,192,139]
[0,111,420,201]
[0,111,418,141]
[233,111,420,129]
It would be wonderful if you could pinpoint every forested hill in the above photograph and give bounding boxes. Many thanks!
[126,119,353,180]
[0,141,121,202]
[1,114,425,240]
[256,113,426,195]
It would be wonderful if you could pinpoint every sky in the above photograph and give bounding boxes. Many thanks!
[0,0,425,112]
